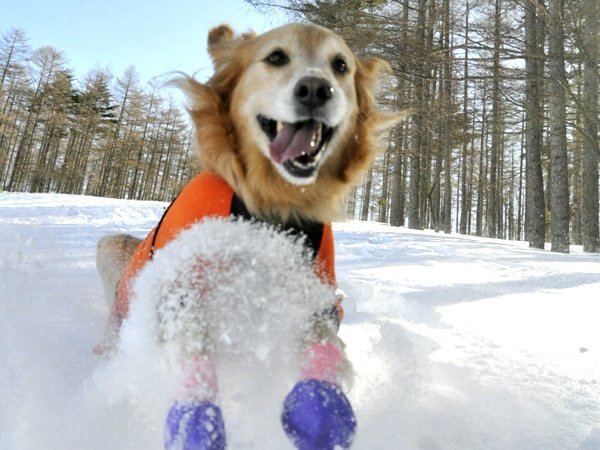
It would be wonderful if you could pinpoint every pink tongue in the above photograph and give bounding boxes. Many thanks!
[269,122,317,164]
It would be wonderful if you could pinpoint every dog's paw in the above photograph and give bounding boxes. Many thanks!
[164,400,226,450]
[282,379,356,450]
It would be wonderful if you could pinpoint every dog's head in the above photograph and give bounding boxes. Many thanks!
[178,23,406,222]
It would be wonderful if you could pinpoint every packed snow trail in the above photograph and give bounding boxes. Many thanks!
[1,192,600,449]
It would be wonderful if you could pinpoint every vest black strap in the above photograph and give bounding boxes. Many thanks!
[150,191,325,262]
[149,192,180,259]
[230,193,324,261]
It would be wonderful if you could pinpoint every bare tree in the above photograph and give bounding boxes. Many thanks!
[458,0,472,236]
[6,46,67,191]
[408,0,428,231]
[581,0,599,252]
[547,0,570,253]
[0,28,30,184]
[524,0,546,248]
[0,28,29,94]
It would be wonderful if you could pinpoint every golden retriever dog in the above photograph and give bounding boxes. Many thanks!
[96,23,405,450]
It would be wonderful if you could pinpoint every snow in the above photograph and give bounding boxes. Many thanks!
[1,191,600,450]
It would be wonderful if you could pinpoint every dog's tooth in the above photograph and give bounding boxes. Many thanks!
[291,154,316,169]
[310,123,322,149]
[277,122,284,132]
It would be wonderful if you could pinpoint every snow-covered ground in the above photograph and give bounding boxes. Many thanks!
[1,191,599,450]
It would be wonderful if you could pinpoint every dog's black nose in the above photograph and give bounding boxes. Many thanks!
[294,77,334,109]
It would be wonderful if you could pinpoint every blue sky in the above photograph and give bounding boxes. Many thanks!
[0,0,286,84]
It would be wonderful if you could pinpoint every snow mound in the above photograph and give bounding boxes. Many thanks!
[126,218,335,362]
[89,219,337,448]
[4,192,600,450]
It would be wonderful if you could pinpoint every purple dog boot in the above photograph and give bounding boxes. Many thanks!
[282,379,357,450]
[164,400,226,450]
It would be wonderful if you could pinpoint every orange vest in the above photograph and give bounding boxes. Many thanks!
[113,172,339,326]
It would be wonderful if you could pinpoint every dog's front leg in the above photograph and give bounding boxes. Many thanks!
[281,302,357,450]
[164,353,226,450]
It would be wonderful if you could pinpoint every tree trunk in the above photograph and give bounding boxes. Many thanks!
[582,0,599,252]
[389,131,405,227]
[524,0,546,249]
[408,0,428,231]
[379,150,390,223]
[360,168,373,221]
[487,0,502,239]
[459,0,471,235]
[475,81,488,237]
[547,0,570,253]
[441,0,452,234]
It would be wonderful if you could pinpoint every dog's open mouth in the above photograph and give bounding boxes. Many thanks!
[258,115,334,178]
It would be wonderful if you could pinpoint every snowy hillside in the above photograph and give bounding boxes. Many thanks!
[1,191,599,450]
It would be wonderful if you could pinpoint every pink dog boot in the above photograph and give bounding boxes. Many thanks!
[281,379,356,450]
[165,400,226,450]
[281,342,356,449]
[164,356,226,450]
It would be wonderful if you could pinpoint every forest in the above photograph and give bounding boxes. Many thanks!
[1,0,599,253]
[0,32,194,202]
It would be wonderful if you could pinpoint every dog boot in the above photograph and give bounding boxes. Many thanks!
[164,355,225,450]
[164,400,226,450]
[281,378,356,450]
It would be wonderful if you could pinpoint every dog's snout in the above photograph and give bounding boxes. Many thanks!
[294,77,334,109]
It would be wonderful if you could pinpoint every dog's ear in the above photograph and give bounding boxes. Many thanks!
[207,24,256,69]
[356,57,390,93]
[356,57,411,131]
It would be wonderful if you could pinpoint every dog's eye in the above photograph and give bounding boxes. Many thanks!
[332,57,348,75]
[264,50,289,67]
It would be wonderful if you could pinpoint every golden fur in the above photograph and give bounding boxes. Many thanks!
[174,23,406,224]
[95,23,406,356]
